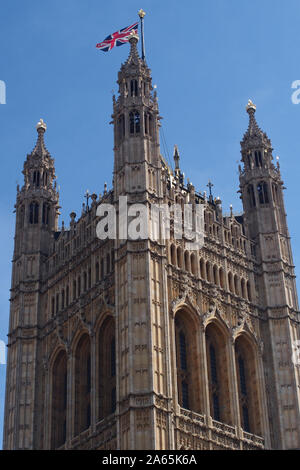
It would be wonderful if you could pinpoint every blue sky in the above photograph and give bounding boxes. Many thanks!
[1,0,300,447]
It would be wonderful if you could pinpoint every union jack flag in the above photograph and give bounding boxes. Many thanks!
[96,22,138,52]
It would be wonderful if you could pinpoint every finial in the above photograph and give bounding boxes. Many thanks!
[138,8,146,18]
[128,30,139,43]
[207,179,214,200]
[246,99,256,113]
[230,204,233,217]
[36,118,47,132]
[173,145,180,170]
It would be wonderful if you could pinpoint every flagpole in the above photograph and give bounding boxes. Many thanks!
[138,9,146,61]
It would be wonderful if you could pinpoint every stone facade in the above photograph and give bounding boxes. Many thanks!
[3,35,300,450]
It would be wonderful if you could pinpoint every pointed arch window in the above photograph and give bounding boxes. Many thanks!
[42,203,50,225]
[144,112,152,136]
[255,151,262,167]
[33,171,40,187]
[43,171,48,186]
[129,111,140,134]
[174,313,201,413]
[130,79,138,97]
[257,181,269,204]
[51,350,67,448]
[75,335,91,434]
[29,202,39,224]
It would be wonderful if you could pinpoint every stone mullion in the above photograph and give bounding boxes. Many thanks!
[199,324,210,422]
[90,331,96,431]
[228,337,241,438]
[44,362,51,448]
[256,347,271,448]
[66,351,74,445]
[160,254,174,450]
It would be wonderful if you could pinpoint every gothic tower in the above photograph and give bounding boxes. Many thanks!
[239,101,300,449]
[112,33,172,449]
[3,37,300,451]
[3,120,59,449]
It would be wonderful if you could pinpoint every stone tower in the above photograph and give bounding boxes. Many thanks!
[3,37,300,450]
[3,120,59,449]
[112,33,172,449]
[239,101,300,449]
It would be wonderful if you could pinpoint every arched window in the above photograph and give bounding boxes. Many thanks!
[129,111,140,134]
[43,171,48,186]
[98,317,116,420]
[241,278,247,299]
[74,334,91,435]
[247,281,252,302]
[42,203,50,225]
[191,253,197,276]
[219,268,225,289]
[257,181,269,204]
[170,244,176,265]
[213,265,219,286]
[200,258,205,280]
[206,261,211,282]
[255,151,262,167]
[177,247,183,268]
[206,323,232,424]
[247,185,256,208]
[29,202,39,224]
[130,79,138,97]
[83,271,87,291]
[33,171,40,187]
[228,272,234,293]
[234,275,240,296]
[235,335,262,435]
[174,310,202,413]
[144,112,152,136]
[51,350,67,448]
[184,251,190,272]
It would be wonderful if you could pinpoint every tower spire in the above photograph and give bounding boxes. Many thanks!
[32,118,50,157]
[241,100,272,151]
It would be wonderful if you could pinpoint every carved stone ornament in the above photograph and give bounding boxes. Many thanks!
[170,286,201,318]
